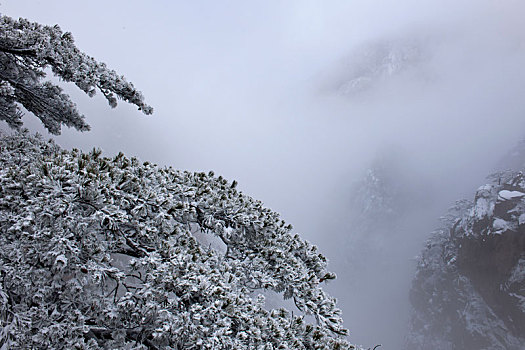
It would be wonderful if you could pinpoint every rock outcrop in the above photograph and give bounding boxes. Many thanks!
[407,173,525,349]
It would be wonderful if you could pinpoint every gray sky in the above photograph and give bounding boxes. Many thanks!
[3,1,525,348]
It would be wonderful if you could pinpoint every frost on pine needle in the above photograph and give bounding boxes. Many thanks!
[0,15,153,135]
[0,132,353,349]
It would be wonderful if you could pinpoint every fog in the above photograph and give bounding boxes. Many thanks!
[3,1,525,348]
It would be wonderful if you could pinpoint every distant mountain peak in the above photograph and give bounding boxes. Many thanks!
[326,36,431,97]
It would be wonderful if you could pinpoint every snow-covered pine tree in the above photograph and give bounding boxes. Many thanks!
[0,132,352,349]
[0,15,152,135]
[0,14,356,350]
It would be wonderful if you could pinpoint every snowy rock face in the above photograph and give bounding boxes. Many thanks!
[407,173,525,349]
[333,37,428,96]
[331,154,437,349]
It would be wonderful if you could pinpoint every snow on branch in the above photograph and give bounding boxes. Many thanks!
[0,15,153,134]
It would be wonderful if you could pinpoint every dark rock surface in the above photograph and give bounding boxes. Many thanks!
[407,173,525,349]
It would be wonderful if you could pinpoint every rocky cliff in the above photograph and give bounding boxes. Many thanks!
[407,172,525,349]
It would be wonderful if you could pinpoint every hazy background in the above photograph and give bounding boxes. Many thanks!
[2,1,525,348]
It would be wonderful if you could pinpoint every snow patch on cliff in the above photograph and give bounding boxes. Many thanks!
[498,190,525,201]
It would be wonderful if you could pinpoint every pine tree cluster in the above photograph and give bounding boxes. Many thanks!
[0,132,352,349]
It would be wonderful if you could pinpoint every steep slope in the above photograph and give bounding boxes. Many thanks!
[337,38,425,96]
[320,35,432,98]
[407,173,525,349]
[328,153,439,349]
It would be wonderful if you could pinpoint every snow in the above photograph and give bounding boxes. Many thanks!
[471,198,494,221]
[519,213,525,225]
[470,185,495,222]
[508,259,525,285]
[492,218,511,234]
[509,293,525,313]
[498,190,525,201]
